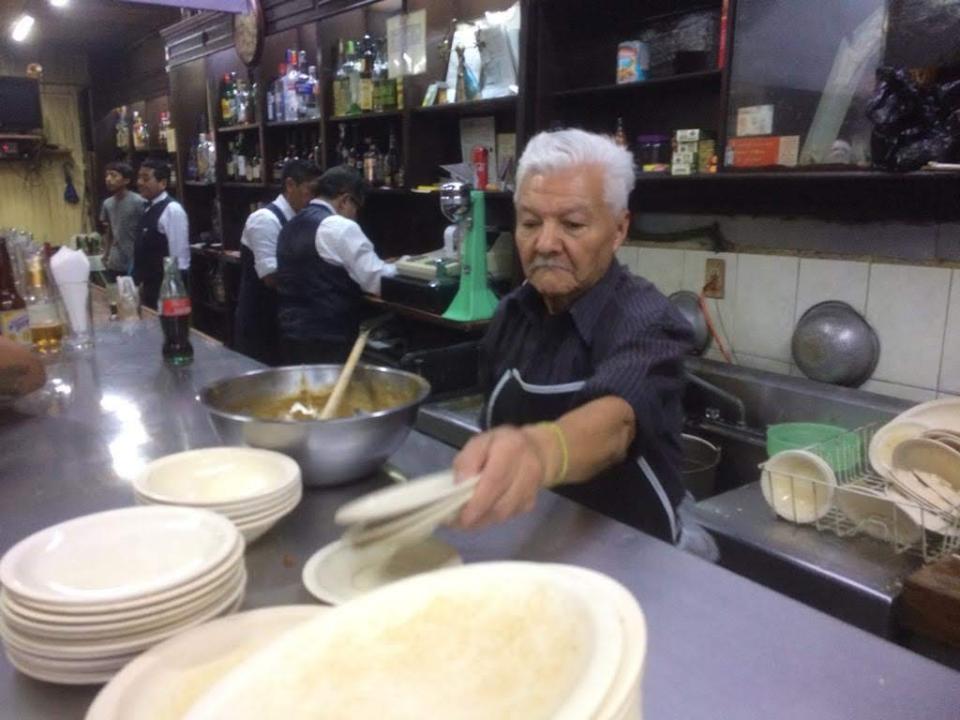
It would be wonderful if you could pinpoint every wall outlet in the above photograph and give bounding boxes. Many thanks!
[704,258,725,299]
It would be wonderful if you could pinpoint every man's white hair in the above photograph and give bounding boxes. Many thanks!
[514,128,636,214]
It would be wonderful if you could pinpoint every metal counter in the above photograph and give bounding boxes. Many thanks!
[1,317,959,719]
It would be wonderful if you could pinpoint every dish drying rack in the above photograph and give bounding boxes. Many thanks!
[758,424,960,563]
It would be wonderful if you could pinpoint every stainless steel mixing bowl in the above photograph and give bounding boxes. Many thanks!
[198,365,431,486]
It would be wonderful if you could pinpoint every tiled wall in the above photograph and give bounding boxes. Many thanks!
[615,244,960,403]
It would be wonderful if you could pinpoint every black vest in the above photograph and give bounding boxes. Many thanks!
[133,196,172,288]
[275,203,364,343]
[235,203,286,364]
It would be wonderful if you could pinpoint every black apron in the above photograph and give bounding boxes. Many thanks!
[133,196,172,310]
[235,203,286,365]
[486,368,680,543]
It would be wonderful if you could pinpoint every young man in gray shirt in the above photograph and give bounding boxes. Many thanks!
[99,161,144,280]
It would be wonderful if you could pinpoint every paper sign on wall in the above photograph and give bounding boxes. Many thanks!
[386,10,427,79]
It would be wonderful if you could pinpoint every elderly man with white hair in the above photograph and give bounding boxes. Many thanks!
[453,128,709,552]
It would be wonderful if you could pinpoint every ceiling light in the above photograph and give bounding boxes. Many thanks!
[11,14,35,42]
[50,0,69,7]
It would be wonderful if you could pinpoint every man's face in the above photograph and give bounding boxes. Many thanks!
[515,164,629,312]
[105,170,128,194]
[137,167,165,201]
[284,177,315,212]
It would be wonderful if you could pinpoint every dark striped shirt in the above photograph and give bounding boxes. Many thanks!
[479,259,694,503]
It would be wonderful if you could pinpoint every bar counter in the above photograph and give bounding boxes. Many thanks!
[1,313,958,719]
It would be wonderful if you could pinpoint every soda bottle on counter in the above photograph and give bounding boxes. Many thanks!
[158,257,193,366]
[0,238,31,346]
[24,254,63,355]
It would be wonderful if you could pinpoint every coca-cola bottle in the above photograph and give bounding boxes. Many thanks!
[0,238,31,346]
[158,256,193,366]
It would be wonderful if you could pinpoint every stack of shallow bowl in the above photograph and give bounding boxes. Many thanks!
[179,562,647,720]
[133,447,302,544]
[867,397,960,537]
[0,506,245,685]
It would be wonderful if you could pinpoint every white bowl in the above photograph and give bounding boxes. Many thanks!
[835,485,923,545]
[134,447,301,510]
[761,450,836,523]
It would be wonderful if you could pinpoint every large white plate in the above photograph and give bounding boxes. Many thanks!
[86,605,327,720]
[133,482,301,519]
[0,507,239,607]
[4,536,244,616]
[302,537,462,605]
[334,470,477,526]
[868,420,929,477]
[192,562,623,720]
[134,447,301,508]
[760,450,836,524]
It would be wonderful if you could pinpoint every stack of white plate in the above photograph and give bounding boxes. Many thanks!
[0,506,246,685]
[180,562,647,720]
[133,447,303,544]
[335,470,478,549]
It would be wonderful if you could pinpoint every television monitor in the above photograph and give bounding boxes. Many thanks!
[0,77,43,134]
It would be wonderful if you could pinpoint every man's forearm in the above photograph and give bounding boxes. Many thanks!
[524,396,636,487]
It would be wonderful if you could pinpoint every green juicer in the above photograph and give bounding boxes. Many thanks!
[439,182,500,322]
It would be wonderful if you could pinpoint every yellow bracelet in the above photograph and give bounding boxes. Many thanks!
[536,421,569,488]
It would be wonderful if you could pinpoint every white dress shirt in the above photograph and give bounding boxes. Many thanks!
[311,199,397,295]
[150,191,190,271]
[240,194,295,278]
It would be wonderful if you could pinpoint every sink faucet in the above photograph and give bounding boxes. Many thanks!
[686,372,747,427]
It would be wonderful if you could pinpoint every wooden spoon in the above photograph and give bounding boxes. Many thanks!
[319,330,370,420]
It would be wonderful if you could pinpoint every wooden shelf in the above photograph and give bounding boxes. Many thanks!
[216,123,261,134]
[221,181,267,189]
[132,147,175,154]
[411,96,517,116]
[183,180,215,188]
[553,70,722,98]
[329,110,403,122]
[265,118,323,128]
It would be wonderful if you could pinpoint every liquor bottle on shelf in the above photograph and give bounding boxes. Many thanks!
[235,133,247,181]
[373,38,395,113]
[273,64,286,122]
[158,257,193,366]
[0,239,31,347]
[385,129,400,188]
[307,66,320,119]
[284,51,299,121]
[360,34,374,113]
[614,117,628,149]
[158,112,170,147]
[115,107,130,151]
[267,82,276,122]
[132,111,145,150]
[235,78,249,125]
[220,73,236,126]
[336,124,349,166]
[24,254,63,355]
[226,140,237,180]
[345,40,362,116]
[334,40,349,117]
[272,152,286,182]
[363,138,379,185]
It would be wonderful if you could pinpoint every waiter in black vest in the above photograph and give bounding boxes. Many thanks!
[134,159,190,310]
[234,160,320,364]
[275,166,397,364]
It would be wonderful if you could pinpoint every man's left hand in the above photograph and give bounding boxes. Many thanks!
[452,426,549,530]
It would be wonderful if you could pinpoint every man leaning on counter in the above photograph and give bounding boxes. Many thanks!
[454,129,716,558]
[234,159,321,365]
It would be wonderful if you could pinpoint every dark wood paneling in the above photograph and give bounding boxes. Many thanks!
[161,12,235,69]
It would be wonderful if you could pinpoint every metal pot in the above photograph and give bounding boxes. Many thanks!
[669,291,710,355]
[198,365,431,486]
[791,301,879,387]
[680,434,721,500]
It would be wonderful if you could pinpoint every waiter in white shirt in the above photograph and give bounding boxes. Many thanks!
[234,160,320,364]
[275,166,397,364]
[134,159,190,310]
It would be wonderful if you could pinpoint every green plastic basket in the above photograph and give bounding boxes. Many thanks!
[766,423,861,474]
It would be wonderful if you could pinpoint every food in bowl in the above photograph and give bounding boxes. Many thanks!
[221,380,413,421]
